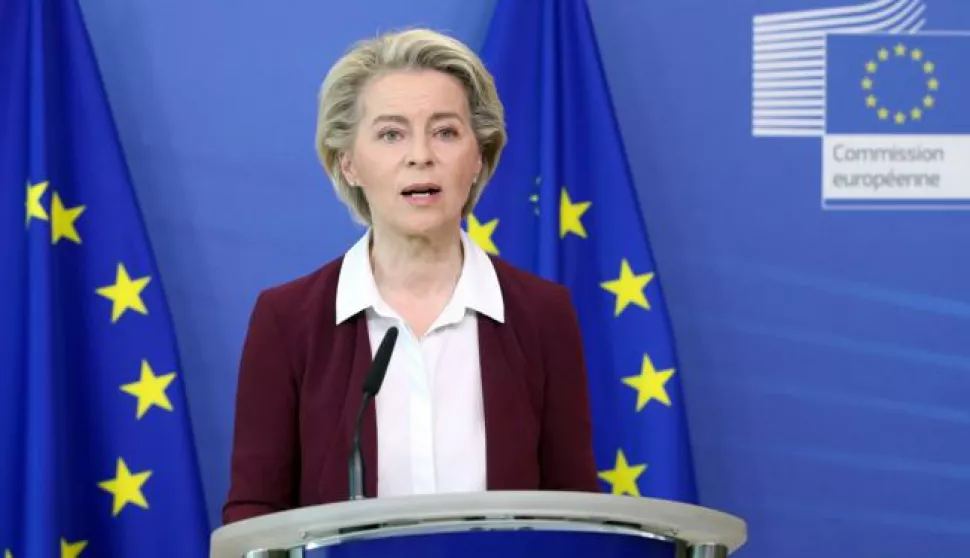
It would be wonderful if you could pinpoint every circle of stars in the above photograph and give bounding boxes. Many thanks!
[862,43,938,125]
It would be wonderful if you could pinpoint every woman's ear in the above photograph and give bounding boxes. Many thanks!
[339,151,359,186]
[474,157,484,183]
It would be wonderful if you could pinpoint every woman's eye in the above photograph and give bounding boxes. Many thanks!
[379,129,402,141]
[436,127,458,139]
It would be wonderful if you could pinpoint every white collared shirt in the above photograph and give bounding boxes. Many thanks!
[335,229,504,497]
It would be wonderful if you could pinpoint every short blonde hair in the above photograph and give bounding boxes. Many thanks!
[315,28,507,225]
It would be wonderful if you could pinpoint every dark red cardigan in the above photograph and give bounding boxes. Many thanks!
[222,255,600,524]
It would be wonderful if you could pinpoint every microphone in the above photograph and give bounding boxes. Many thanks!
[349,325,399,501]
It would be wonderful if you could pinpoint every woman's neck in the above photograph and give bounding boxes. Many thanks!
[369,225,463,299]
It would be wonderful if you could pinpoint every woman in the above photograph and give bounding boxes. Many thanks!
[222,27,600,525]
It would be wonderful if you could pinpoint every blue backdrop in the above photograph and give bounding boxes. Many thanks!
[75,0,970,556]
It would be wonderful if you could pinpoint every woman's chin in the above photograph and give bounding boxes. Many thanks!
[392,213,460,239]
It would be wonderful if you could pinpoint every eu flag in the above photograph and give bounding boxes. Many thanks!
[0,0,210,555]
[825,33,970,134]
[471,0,698,502]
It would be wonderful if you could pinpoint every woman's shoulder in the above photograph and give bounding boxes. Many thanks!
[248,255,346,324]
[488,256,576,316]
[487,256,586,367]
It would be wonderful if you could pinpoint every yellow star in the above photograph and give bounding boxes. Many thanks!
[911,107,923,121]
[5,549,12,558]
[861,77,873,90]
[865,60,877,73]
[894,43,906,56]
[894,112,906,125]
[878,107,889,120]
[600,259,654,316]
[51,192,86,244]
[877,48,889,61]
[927,77,939,91]
[121,360,176,419]
[26,180,49,226]
[466,214,499,255]
[95,263,151,323]
[622,354,675,411]
[598,449,647,496]
[923,95,935,108]
[61,538,87,558]
[559,187,591,239]
[923,61,935,74]
[865,94,877,108]
[911,48,923,61]
[98,457,152,516]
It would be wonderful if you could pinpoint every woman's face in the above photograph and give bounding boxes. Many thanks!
[340,69,483,239]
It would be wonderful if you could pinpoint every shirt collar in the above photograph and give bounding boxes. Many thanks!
[335,228,504,325]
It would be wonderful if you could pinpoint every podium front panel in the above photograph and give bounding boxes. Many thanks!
[303,527,681,558]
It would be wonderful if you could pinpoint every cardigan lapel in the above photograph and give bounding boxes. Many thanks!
[477,313,535,490]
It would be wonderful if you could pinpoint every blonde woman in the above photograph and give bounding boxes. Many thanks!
[223,28,599,525]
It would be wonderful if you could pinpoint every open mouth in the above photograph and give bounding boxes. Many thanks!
[401,185,442,198]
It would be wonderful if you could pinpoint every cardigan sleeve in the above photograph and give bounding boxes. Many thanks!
[222,290,300,524]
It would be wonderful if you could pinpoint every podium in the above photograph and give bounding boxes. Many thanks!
[210,491,747,558]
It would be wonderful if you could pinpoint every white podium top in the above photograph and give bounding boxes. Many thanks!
[210,491,747,558]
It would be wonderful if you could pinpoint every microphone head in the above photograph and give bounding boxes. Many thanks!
[363,326,398,396]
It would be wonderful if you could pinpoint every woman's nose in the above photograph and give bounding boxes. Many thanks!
[406,138,433,167]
